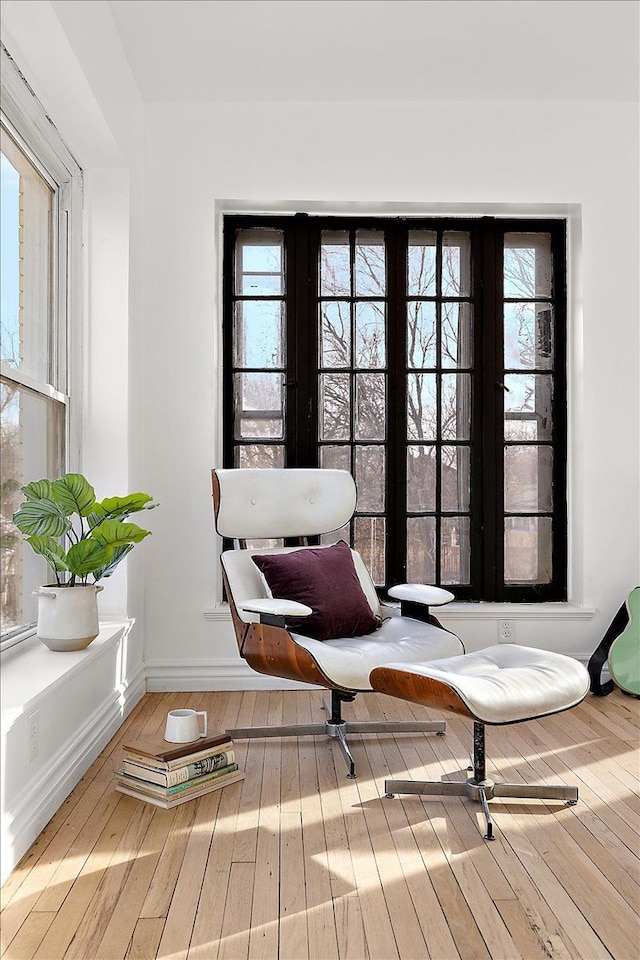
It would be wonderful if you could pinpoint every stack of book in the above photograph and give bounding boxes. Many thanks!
[115,731,243,808]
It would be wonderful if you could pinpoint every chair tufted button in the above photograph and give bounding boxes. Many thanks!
[251,497,256,505]
[310,497,316,504]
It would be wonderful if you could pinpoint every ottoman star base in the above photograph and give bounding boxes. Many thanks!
[370,644,590,841]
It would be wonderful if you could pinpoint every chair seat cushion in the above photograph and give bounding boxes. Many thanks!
[370,645,590,724]
[290,615,464,690]
[253,540,380,642]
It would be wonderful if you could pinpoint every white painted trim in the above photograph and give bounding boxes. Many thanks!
[1,622,133,720]
[0,665,145,885]
[437,602,596,622]
[202,604,232,622]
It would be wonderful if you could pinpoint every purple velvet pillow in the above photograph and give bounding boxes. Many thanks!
[252,540,381,641]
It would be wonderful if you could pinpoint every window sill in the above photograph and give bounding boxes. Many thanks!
[204,601,596,622]
[435,601,596,621]
[1,621,132,729]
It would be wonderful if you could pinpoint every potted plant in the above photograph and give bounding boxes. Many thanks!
[12,473,157,651]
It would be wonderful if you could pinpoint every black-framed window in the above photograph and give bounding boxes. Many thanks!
[223,214,567,602]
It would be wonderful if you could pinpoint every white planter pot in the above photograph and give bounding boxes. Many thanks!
[34,584,104,652]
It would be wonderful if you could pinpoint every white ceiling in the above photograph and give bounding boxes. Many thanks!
[106,0,639,103]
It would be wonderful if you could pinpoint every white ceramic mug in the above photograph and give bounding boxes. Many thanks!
[164,709,208,743]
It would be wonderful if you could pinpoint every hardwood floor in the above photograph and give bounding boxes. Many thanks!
[1,687,639,959]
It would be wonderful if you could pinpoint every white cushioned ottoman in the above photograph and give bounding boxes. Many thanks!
[369,644,590,841]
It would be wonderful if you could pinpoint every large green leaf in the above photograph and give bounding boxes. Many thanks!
[52,474,96,517]
[25,536,69,572]
[90,519,151,549]
[66,540,111,578]
[20,479,54,501]
[89,493,157,527]
[93,543,134,581]
[12,500,70,538]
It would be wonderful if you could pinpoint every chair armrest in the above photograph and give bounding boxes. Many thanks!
[241,597,313,627]
[388,584,455,607]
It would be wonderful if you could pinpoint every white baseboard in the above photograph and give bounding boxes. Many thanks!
[145,657,318,692]
[1,667,145,885]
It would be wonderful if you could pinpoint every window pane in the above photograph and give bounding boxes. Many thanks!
[441,446,471,512]
[505,517,552,583]
[355,446,385,512]
[442,231,471,296]
[504,374,553,440]
[355,373,385,440]
[441,516,470,585]
[235,229,283,295]
[1,380,64,633]
[407,445,436,512]
[355,516,385,586]
[234,372,284,439]
[504,303,554,369]
[320,445,351,472]
[320,301,351,368]
[354,373,387,440]
[1,128,54,383]
[320,231,350,295]
[233,301,284,368]
[355,230,385,296]
[235,444,284,469]
[441,374,471,441]
[504,233,552,298]
[407,517,435,584]
[355,302,385,368]
[441,302,473,369]
[407,302,436,369]
[320,373,350,440]
[407,374,437,441]
[408,230,436,296]
[504,445,553,512]
[321,524,350,546]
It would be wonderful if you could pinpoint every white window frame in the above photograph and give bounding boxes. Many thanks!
[0,43,82,650]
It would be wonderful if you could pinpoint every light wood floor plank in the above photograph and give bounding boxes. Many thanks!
[218,862,254,960]
[247,692,282,960]
[0,911,56,960]
[2,689,638,960]
[126,918,166,960]
[156,790,221,960]
[139,800,198,919]
[295,692,340,960]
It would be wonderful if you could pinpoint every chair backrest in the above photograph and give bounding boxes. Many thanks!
[212,468,381,625]
[213,468,356,540]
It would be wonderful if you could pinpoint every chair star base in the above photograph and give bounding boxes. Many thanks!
[384,774,578,840]
[227,689,446,778]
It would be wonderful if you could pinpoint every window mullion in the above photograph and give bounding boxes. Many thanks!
[480,218,501,600]
[387,224,406,588]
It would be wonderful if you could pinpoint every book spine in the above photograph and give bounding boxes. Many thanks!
[122,750,235,786]
[168,763,239,793]
[124,740,233,770]
[116,763,239,798]
[116,773,245,809]
[167,750,235,785]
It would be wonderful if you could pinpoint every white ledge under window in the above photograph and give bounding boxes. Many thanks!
[1,621,132,727]
[203,601,596,622]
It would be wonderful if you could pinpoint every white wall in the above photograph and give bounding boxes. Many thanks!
[139,99,639,686]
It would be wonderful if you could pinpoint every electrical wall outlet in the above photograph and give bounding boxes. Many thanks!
[27,710,39,763]
[498,619,515,643]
